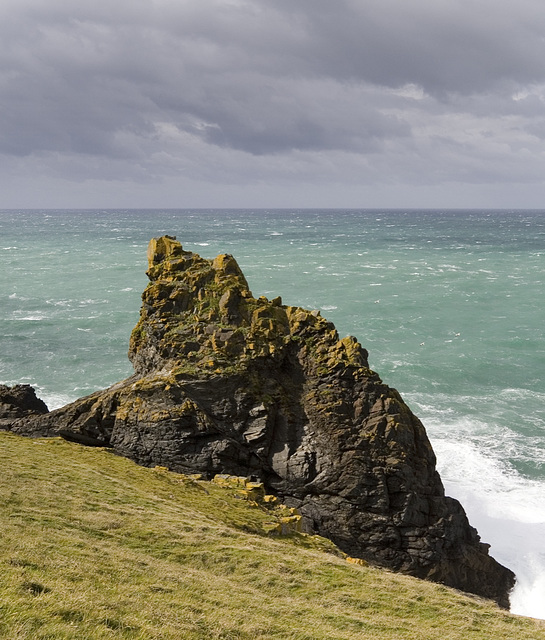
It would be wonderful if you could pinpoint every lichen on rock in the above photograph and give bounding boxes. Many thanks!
[3,236,516,608]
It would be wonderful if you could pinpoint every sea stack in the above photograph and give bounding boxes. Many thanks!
[4,236,515,607]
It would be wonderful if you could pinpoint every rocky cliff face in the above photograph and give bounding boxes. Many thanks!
[4,236,515,607]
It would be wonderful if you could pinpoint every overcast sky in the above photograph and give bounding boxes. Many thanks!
[2,0,545,209]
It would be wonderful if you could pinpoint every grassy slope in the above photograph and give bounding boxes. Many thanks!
[1,432,544,640]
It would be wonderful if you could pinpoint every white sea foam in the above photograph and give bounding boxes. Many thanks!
[430,435,545,619]
[499,387,545,403]
[47,299,72,307]
[34,388,77,411]
[17,314,48,321]
[79,298,108,306]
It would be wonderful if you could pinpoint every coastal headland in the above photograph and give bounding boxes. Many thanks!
[1,236,515,608]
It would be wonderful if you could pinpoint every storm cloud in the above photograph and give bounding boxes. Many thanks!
[2,0,545,207]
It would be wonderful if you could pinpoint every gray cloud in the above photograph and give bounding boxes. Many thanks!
[2,0,545,207]
[286,0,545,94]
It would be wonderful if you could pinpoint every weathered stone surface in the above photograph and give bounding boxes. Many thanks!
[5,236,515,607]
[0,384,49,428]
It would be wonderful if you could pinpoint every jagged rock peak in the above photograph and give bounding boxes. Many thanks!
[4,236,516,608]
[129,235,369,379]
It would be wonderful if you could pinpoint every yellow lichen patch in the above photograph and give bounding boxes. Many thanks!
[253,316,275,332]
[384,415,400,440]
[279,505,301,517]
[285,306,312,332]
[340,335,364,362]
[149,409,173,422]
[211,254,248,287]
[147,235,182,269]
[179,399,199,416]
[244,482,266,501]
[250,305,290,344]
[346,557,368,567]
[212,476,266,502]
[212,474,248,489]
[278,515,303,534]
[115,396,144,421]
[261,521,283,535]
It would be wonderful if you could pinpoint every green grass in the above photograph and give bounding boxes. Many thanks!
[1,431,544,640]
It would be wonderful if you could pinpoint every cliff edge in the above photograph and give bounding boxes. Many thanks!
[4,236,515,607]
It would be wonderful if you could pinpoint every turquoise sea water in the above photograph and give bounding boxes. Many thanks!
[1,209,544,617]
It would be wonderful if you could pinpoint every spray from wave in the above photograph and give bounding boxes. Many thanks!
[429,427,545,619]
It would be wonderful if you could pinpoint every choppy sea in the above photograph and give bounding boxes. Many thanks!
[1,209,544,618]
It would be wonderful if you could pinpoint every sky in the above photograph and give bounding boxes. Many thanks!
[2,0,545,209]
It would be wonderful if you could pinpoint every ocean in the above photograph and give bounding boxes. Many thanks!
[1,208,544,618]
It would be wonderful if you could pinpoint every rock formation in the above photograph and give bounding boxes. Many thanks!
[3,236,515,607]
[0,384,48,429]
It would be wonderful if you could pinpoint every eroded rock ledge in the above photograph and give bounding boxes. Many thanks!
[3,236,515,607]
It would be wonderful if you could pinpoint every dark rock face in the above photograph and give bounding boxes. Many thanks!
[5,236,515,607]
[0,384,49,428]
